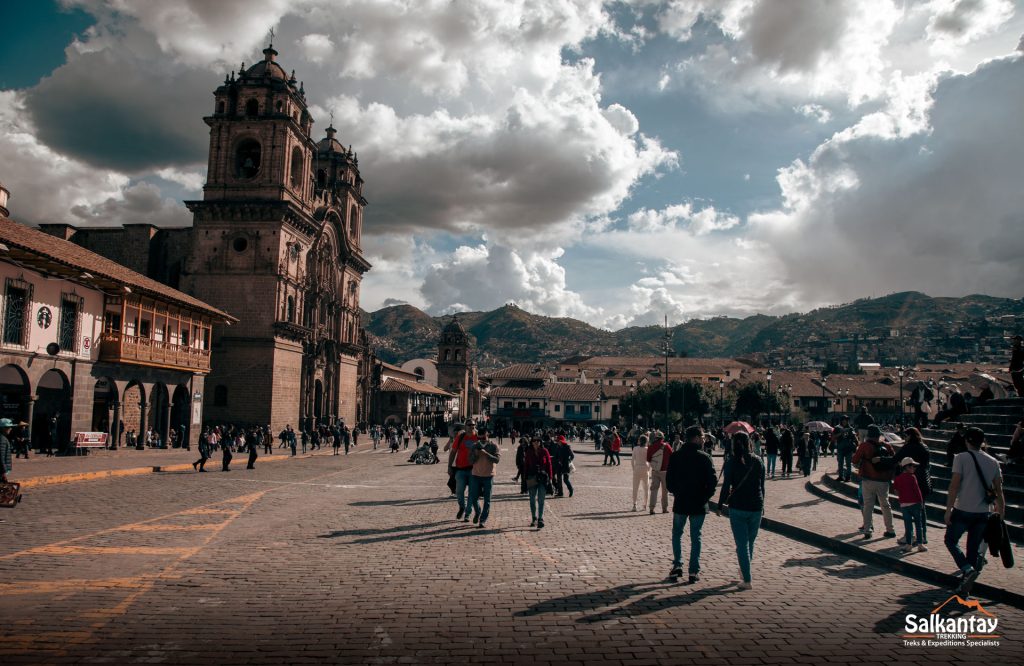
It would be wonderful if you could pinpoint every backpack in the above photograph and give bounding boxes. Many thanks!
[873,443,896,472]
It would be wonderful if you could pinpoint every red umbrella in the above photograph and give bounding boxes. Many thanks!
[724,421,755,435]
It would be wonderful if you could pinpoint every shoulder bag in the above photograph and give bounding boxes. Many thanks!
[967,451,997,505]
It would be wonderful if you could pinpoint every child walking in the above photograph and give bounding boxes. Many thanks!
[893,457,927,553]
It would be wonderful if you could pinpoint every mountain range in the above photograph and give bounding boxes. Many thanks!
[361,292,1024,368]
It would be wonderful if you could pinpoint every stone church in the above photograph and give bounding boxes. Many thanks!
[41,42,371,430]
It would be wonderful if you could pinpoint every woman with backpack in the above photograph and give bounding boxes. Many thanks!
[717,432,766,590]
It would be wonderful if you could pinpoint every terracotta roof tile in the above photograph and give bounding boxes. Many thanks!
[1,217,234,321]
[380,377,454,396]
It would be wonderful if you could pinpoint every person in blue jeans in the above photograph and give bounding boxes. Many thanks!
[717,432,766,590]
[763,426,779,479]
[467,431,500,528]
[944,427,1005,595]
[665,426,718,584]
[524,436,553,529]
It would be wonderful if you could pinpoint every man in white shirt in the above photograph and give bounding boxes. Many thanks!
[944,427,1005,595]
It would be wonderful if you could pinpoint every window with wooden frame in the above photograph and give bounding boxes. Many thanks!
[58,292,84,353]
[2,278,33,346]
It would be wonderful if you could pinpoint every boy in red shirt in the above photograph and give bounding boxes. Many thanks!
[893,456,927,553]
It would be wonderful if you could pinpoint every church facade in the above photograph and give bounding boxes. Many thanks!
[40,43,371,431]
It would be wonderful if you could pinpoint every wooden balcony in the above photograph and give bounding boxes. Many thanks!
[98,332,212,373]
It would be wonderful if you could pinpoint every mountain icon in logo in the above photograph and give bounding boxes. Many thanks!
[932,595,995,617]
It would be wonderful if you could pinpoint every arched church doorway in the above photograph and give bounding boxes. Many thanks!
[34,369,71,454]
[170,385,190,448]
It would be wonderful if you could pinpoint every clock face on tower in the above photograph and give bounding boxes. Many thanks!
[37,306,52,329]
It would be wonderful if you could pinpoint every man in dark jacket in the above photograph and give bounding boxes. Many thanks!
[552,436,574,497]
[665,426,718,583]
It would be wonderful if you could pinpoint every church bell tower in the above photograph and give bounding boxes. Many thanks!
[183,40,370,430]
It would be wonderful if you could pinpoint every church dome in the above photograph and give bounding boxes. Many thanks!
[316,126,346,155]
[243,46,288,81]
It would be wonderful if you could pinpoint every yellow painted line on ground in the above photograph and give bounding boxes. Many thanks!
[115,522,226,533]
[29,545,201,557]
[13,451,320,489]
[0,577,155,595]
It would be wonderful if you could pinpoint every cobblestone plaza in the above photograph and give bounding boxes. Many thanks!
[1,444,1021,665]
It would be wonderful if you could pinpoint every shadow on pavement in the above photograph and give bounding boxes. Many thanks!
[317,520,451,539]
[778,498,826,509]
[782,553,888,580]
[578,583,740,623]
[515,582,667,617]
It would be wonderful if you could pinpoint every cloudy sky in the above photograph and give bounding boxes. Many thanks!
[1,1,1022,329]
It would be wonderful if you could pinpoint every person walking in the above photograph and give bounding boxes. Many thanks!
[631,434,650,511]
[647,431,672,514]
[717,432,766,590]
[852,425,897,539]
[552,435,574,497]
[610,427,622,465]
[797,430,812,477]
[467,430,500,528]
[832,415,857,482]
[601,430,614,465]
[853,406,875,443]
[665,426,718,583]
[450,424,476,520]
[778,427,793,477]
[245,429,259,470]
[763,426,780,479]
[513,437,528,494]
[893,457,927,553]
[0,418,14,484]
[343,425,352,455]
[944,427,1005,596]
[221,435,233,471]
[524,436,553,528]
[193,428,211,472]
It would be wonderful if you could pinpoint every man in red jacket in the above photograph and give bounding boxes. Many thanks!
[852,424,897,539]
[647,431,672,514]
[450,424,478,521]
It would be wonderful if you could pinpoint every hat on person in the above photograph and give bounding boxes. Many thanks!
[866,424,882,440]
[557,435,567,444]
[0,418,13,428]
[899,457,918,468]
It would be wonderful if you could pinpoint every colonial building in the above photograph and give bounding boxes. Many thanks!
[0,205,233,450]
[367,360,455,429]
[38,41,371,431]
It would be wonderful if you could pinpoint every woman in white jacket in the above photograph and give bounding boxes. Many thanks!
[632,434,651,511]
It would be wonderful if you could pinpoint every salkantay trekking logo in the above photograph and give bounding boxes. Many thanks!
[903,596,1000,648]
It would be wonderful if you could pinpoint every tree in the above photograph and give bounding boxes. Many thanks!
[620,380,713,431]
[734,382,783,425]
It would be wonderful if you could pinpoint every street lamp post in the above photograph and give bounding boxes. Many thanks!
[766,369,773,425]
[821,375,827,421]
[898,367,905,428]
[663,315,672,434]
[719,379,725,429]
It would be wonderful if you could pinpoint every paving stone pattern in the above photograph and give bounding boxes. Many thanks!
[0,444,1022,665]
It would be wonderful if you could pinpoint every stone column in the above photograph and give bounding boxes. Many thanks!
[111,401,121,449]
